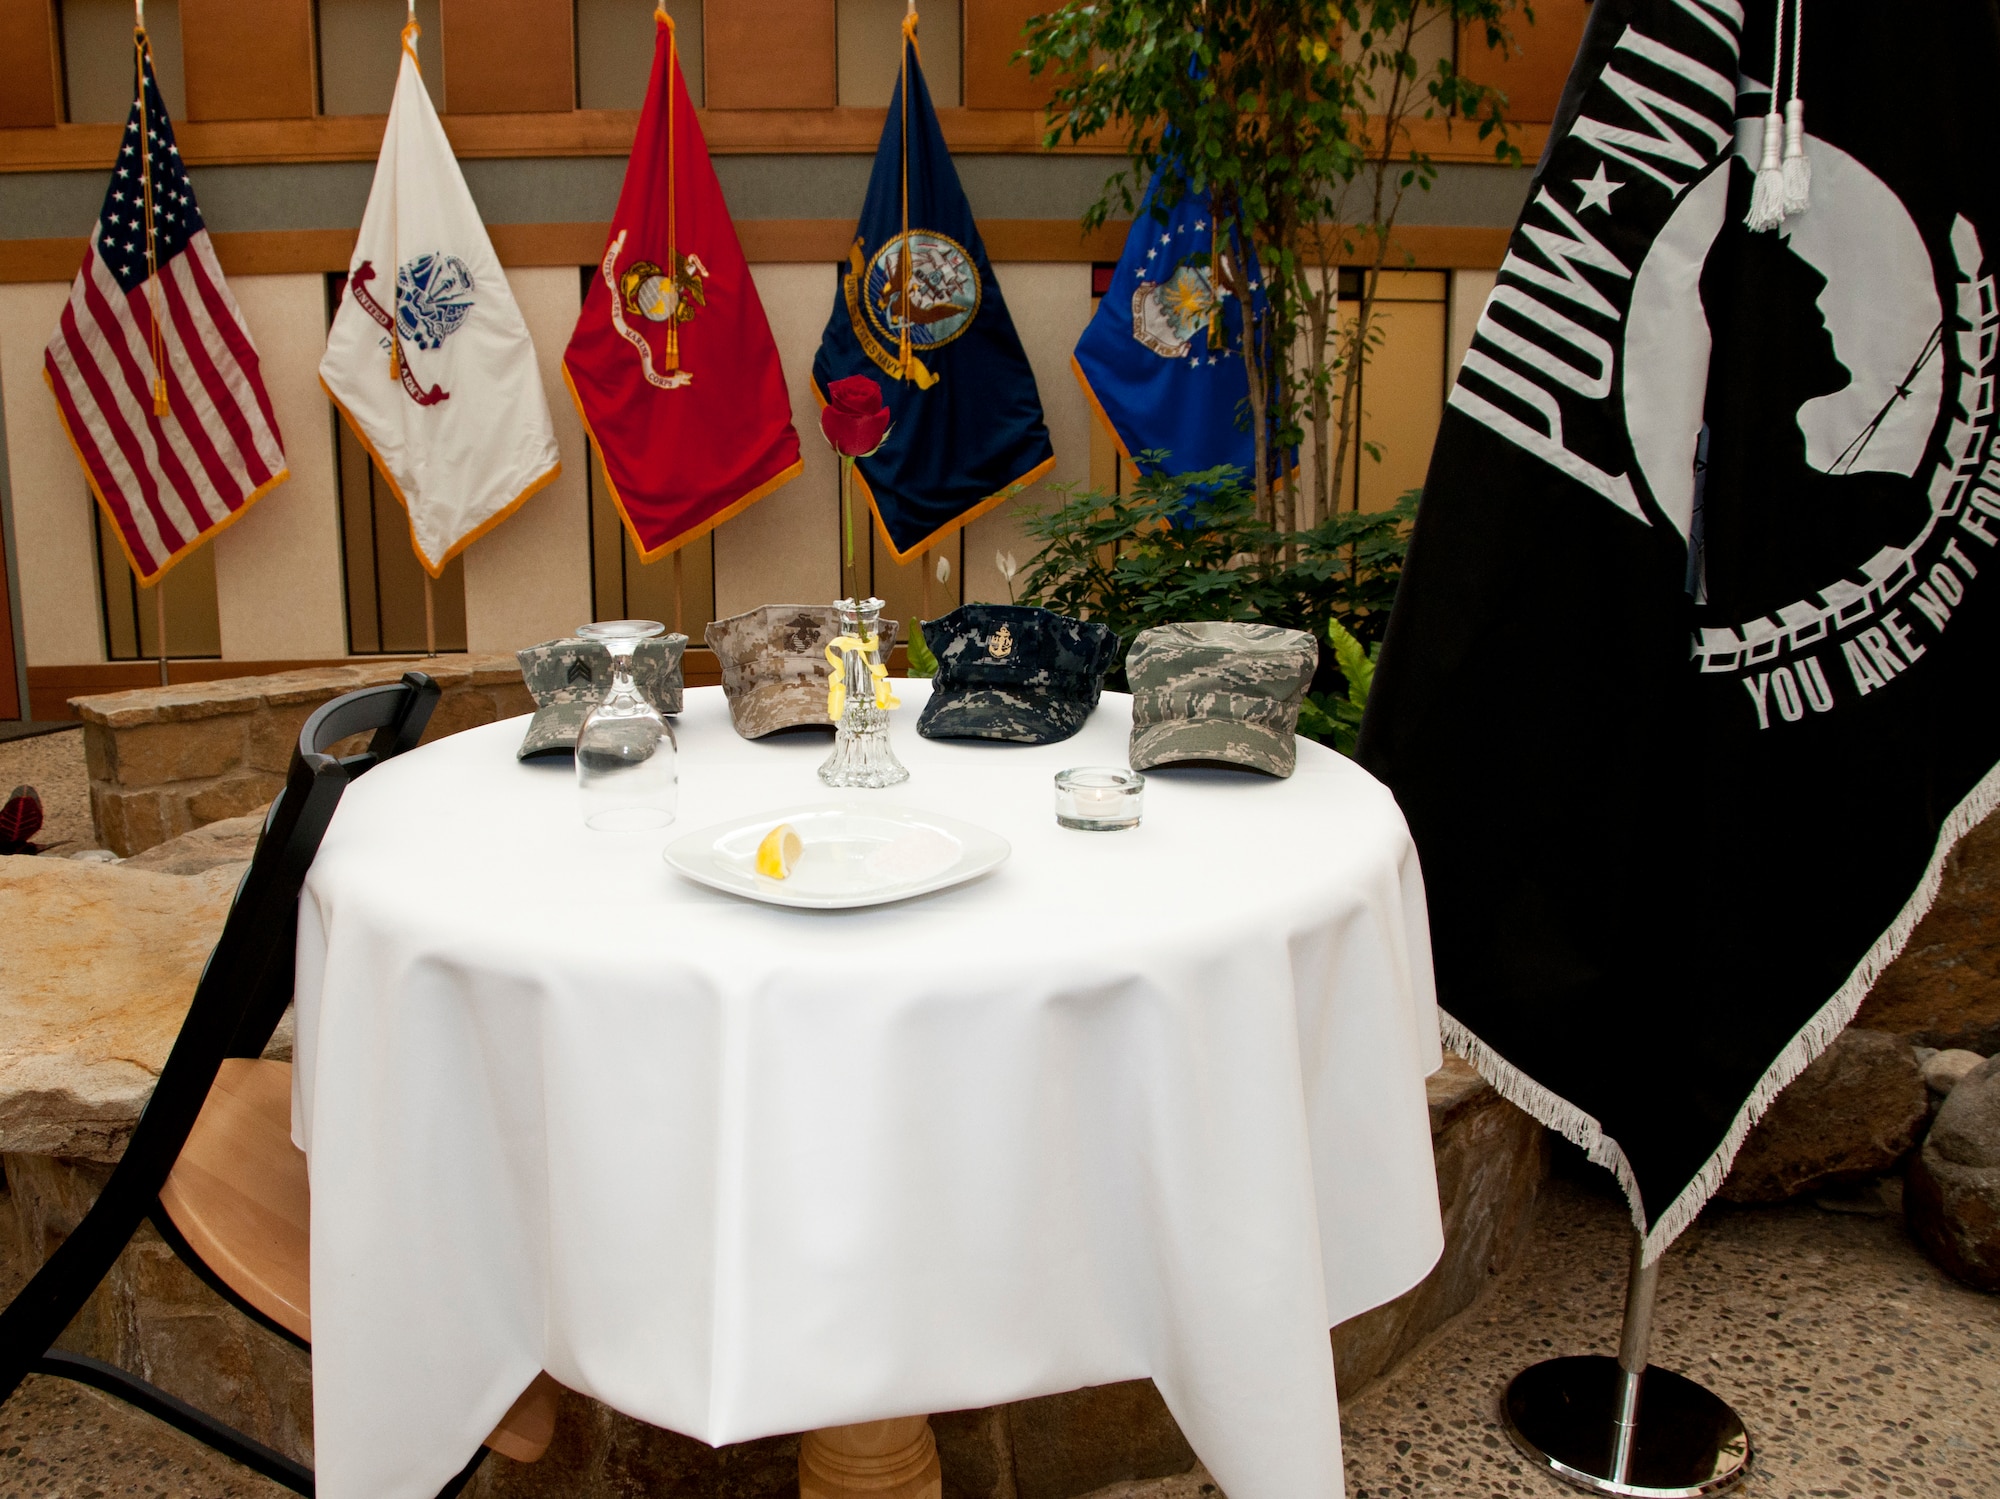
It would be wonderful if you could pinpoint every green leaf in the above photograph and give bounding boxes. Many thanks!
[1324,615,1374,708]
[906,621,939,679]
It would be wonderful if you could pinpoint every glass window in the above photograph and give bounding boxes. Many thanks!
[63,0,185,123]
[577,0,702,110]
[317,0,444,115]
[837,0,959,108]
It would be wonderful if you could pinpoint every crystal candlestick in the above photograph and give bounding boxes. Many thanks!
[818,597,909,789]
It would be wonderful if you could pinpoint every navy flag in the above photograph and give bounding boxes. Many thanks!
[811,12,1053,560]
[1073,166,1266,481]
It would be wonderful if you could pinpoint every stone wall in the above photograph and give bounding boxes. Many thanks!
[72,655,534,857]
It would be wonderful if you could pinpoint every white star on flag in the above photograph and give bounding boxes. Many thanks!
[1574,165,1624,215]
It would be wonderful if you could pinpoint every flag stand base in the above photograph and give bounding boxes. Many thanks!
[1500,1234,1749,1496]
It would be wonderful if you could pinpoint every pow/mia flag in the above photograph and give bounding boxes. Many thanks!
[1361,0,2000,1262]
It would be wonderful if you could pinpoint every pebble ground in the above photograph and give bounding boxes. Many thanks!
[1,1136,1992,1499]
[0,727,94,856]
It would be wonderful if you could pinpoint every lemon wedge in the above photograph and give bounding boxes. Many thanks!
[755,822,803,880]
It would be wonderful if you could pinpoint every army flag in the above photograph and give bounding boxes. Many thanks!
[321,19,560,576]
[44,33,286,584]
[811,11,1053,560]
[1360,0,2000,1262]
[1072,166,1263,481]
[564,10,801,559]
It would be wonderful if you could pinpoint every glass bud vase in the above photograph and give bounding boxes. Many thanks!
[818,597,909,789]
[575,620,679,830]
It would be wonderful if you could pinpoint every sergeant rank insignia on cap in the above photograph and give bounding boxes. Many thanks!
[516,632,688,759]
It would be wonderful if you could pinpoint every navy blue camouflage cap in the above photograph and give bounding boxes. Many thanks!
[917,605,1119,745]
[516,633,688,758]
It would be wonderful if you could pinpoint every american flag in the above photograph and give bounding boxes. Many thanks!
[44,47,287,583]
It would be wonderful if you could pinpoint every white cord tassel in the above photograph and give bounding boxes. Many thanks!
[1781,98,1810,214]
[1746,108,1787,231]
[1780,1,1810,215]
[1744,0,1790,232]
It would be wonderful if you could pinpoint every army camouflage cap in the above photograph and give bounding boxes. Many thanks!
[917,605,1119,746]
[1126,621,1318,777]
[705,605,900,739]
[516,633,689,759]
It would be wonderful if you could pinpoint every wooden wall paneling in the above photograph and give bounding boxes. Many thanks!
[439,0,576,114]
[962,0,1050,110]
[0,0,63,128]
[1459,0,1590,126]
[180,0,317,120]
[704,0,835,110]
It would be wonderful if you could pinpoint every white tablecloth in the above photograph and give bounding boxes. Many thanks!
[293,681,1443,1499]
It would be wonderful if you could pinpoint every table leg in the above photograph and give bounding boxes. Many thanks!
[799,1415,942,1499]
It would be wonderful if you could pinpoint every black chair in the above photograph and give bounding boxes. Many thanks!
[0,673,557,1497]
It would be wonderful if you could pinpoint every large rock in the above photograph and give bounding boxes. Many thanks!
[119,810,264,876]
[0,856,237,1161]
[1857,812,2000,1054]
[1719,1028,1929,1203]
[1907,1055,2000,1292]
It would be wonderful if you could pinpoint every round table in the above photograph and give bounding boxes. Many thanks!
[292,680,1444,1499]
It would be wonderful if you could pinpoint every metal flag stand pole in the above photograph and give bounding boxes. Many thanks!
[422,573,436,657]
[153,582,169,686]
[1502,1232,1749,1496]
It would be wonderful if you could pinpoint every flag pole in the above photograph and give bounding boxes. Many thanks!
[153,580,168,686]
[1500,1232,1749,1493]
[672,548,684,635]
[423,572,436,657]
[921,548,932,621]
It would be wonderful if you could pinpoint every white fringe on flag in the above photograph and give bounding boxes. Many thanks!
[1444,752,2000,1266]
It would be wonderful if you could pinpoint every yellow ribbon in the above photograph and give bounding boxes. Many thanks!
[825,633,901,720]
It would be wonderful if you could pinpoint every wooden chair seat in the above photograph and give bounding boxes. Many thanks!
[160,1058,559,1464]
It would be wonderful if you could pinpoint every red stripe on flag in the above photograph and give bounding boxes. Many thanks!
[185,242,282,444]
[93,274,219,536]
[42,350,144,559]
[153,267,262,502]
[59,296,187,562]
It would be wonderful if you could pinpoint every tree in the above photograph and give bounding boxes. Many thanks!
[1021,1,1527,531]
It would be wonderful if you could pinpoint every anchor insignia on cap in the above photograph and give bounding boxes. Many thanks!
[988,624,1014,660]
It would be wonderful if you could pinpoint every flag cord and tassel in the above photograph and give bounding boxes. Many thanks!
[133,7,169,417]
[389,4,420,385]
[1746,0,1790,232]
[1780,0,1810,215]
[660,7,680,376]
[896,5,915,382]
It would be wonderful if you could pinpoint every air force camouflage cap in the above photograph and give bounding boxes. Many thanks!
[917,605,1119,745]
[1126,621,1318,777]
[705,605,901,740]
[516,633,689,759]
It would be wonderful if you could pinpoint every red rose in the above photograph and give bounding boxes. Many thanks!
[820,375,892,457]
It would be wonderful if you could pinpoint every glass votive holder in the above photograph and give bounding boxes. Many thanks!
[1054,767,1144,831]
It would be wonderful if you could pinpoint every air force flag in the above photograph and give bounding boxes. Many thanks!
[1073,168,1262,480]
[811,12,1052,560]
[320,19,560,575]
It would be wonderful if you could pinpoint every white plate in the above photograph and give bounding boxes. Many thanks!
[664,802,1011,909]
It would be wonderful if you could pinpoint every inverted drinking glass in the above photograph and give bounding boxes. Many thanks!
[575,620,678,831]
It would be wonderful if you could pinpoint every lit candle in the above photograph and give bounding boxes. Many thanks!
[1054,767,1144,831]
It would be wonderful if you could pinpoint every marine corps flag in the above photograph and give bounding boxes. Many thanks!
[564,10,801,558]
[812,10,1053,560]
[1361,0,2000,1262]
[320,18,560,575]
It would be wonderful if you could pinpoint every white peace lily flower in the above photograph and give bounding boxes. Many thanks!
[935,554,951,584]
[996,550,1018,581]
